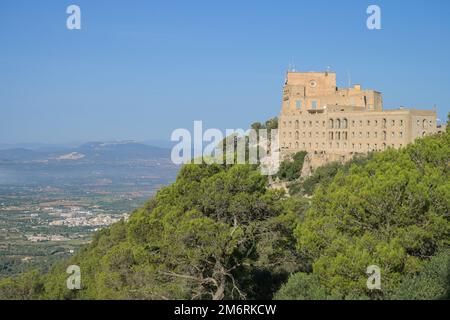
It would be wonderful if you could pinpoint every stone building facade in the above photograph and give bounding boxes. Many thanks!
[278,71,445,172]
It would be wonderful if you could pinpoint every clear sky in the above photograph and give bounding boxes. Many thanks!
[1,0,449,144]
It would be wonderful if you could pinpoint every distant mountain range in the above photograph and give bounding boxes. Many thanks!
[0,141,171,162]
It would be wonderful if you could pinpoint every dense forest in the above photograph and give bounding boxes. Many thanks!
[0,118,449,300]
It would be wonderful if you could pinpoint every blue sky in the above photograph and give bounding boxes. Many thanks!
[1,0,449,144]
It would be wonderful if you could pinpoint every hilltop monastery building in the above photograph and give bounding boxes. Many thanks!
[278,71,445,171]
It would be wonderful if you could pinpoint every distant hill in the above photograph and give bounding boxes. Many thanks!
[75,141,169,160]
[0,141,170,162]
[141,139,176,149]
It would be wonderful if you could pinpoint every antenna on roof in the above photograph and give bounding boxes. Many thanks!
[346,70,352,87]
[289,57,296,72]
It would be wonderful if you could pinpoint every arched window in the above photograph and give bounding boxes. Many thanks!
[342,118,348,129]
[383,131,387,140]
[422,119,427,129]
[329,119,334,128]
[329,132,334,140]
[295,131,299,140]
[336,119,341,129]
[295,120,299,129]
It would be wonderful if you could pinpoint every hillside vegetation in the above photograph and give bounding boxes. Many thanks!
[0,126,449,300]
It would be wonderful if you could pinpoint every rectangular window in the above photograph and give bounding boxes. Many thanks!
[311,100,317,109]
[295,100,301,109]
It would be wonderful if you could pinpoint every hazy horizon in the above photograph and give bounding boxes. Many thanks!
[0,139,176,151]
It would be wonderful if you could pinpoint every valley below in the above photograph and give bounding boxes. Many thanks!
[0,142,179,278]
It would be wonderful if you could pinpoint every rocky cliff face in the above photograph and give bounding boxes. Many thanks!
[301,152,355,177]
